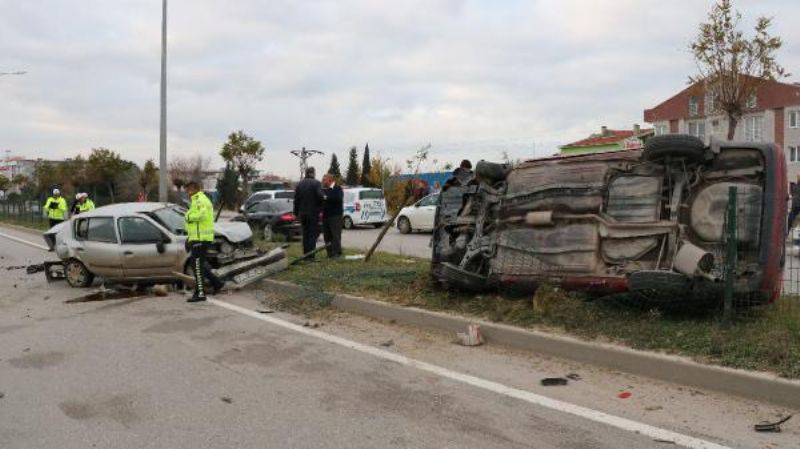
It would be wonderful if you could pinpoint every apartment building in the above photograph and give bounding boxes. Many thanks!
[644,79,800,181]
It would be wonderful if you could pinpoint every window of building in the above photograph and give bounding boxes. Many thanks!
[790,146,798,163]
[746,93,757,109]
[688,121,706,139]
[744,116,764,142]
[689,96,699,116]
[790,110,800,129]
[711,119,721,133]
[704,91,717,115]
[654,124,668,136]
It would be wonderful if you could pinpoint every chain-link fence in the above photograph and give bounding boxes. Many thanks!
[0,199,49,228]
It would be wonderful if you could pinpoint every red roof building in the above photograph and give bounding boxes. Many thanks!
[560,125,654,155]
[644,79,800,181]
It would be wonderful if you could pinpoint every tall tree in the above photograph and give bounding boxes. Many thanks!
[87,148,129,203]
[33,160,59,198]
[139,159,159,199]
[327,153,342,181]
[168,155,208,191]
[0,175,10,192]
[690,0,786,140]
[216,163,240,210]
[220,130,265,194]
[360,143,372,187]
[345,146,360,186]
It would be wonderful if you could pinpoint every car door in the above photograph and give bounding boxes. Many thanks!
[416,194,439,230]
[117,216,179,278]
[72,217,124,278]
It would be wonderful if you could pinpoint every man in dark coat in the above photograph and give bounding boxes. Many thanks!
[294,167,324,259]
[322,174,344,258]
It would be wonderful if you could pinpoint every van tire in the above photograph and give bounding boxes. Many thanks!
[343,216,354,230]
[642,134,706,163]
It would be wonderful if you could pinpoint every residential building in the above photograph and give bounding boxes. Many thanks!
[560,125,654,156]
[0,157,41,180]
[644,79,800,182]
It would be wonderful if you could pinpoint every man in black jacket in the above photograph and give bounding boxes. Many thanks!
[322,174,344,258]
[294,167,324,259]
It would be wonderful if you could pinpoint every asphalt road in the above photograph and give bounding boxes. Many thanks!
[0,225,795,449]
[341,226,432,259]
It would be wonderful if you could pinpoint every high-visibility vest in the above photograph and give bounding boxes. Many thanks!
[44,196,67,220]
[185,192,214,242]
[77,199,95,213]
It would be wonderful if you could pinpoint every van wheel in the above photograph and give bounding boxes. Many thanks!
[398,216,412,234]
[343,216,354,230]
[642,134,706,164]
[65,259,94,288]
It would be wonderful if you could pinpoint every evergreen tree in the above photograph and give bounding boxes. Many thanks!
[327,153,342,180]
[216,163,240,210]
[360,143,372,187]
[345,146,360,186]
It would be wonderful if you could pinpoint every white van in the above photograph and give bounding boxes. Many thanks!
[342,187,388,229]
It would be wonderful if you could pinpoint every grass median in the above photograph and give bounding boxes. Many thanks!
[268,242,800,379]
[0,216,50,232]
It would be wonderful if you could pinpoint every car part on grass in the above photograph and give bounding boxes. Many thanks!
[754,415,792,432]
[430,136,786,305]
[176,246,289,289]
[289,243,331,266]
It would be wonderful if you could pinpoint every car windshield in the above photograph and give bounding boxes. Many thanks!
[275,191,295,199]
[149,206,187,235]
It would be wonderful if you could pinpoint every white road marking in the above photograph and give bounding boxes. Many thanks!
[209,299,731,449]
[0,228,732,449]
[0,230,49,251]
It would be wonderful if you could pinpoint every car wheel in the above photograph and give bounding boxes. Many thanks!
[65,259,94,288]
[397,216,412,234]
[642,134,706,164]
[263,224,274,241]
[343,216,354,230]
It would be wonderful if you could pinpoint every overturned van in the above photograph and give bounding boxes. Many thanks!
[431,135,787,303]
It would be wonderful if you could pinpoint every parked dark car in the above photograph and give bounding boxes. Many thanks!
[234,199,300,241]
[431,135,787,304]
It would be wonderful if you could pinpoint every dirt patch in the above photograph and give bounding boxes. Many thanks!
[58,394,140,427]
[7,351,65,369]
[142,316,221,334]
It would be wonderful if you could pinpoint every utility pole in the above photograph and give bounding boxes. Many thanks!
[290,147,324,179]
[0,71,27,77]
[158,0,169,202]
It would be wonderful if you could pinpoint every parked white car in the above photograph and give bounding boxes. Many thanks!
[396,193,439,234]
[343,187,388,229]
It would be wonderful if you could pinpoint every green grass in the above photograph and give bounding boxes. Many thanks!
[0,216,50,231]
[268,242,800,378]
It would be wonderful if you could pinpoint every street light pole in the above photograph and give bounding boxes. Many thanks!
[158,0,169,202]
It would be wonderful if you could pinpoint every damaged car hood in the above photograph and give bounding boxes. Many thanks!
[214,221,253,242]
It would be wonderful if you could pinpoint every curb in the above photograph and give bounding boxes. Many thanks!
[262,278,800,410]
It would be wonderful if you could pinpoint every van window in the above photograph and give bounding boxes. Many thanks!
[344,192,357,203]
[275,191,295,199]
[76,217,117,243]
[359,190,384,200]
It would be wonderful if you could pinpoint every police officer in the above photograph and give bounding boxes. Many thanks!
[44,188,67,228]
[184,181,224,302]
[73,193,95,215]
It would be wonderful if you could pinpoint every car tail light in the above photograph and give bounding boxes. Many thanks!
[280,213,295,222]
[355,202,361,212]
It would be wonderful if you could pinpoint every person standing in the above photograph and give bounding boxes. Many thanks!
[294,167,324,260]
[184,181,225,303]
[43,188,67,228]
[322,174,344,258]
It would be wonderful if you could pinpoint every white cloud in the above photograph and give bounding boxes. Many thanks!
[1,0,798,179]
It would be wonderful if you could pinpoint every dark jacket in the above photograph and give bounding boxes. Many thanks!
[294,177,324,217]
[322,184,344,218]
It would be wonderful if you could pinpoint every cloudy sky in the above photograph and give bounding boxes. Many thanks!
[1,0,798,179]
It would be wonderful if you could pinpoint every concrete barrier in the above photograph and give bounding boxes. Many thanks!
[261,278,800,410]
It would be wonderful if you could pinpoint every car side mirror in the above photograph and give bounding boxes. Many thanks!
[156,241,166,254]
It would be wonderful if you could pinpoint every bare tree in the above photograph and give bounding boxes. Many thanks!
[690,0,787,140]
[169,155,209,191]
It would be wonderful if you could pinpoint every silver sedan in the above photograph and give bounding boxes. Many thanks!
[43,202,257,288]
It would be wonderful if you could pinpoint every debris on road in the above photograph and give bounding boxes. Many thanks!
[25,264,44,274]
[344,254,365,260]
[645,405,664,412]
[380,339,394,347]
[652,438,676,444]
[221,396,233,404]
[540,377,569,387]
[565,373,582,381]
[151,285,170,297]
[754,415,792,432]
[256,308,275,314]
[0,392,5,399]
[456,323,483,346]
[617,391,632,399]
